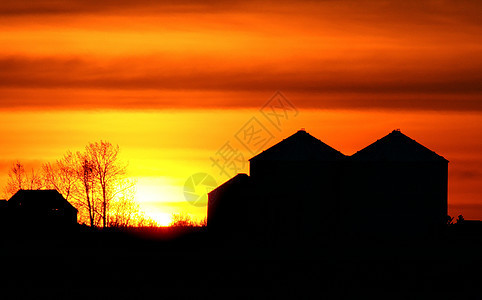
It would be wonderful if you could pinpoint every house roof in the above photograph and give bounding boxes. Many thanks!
[249,129,345,162]
[208,173,250,197]
[351,130,448,162]
[8,189,78,211]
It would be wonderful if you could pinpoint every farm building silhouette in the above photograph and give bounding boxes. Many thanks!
[0,189,78,232]
[208,129,448,240]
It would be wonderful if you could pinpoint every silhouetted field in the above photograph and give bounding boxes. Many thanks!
[1,226,482,299]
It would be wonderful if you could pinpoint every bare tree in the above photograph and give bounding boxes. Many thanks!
[26,168,43,190]
[4,161,43,198]
[107,180,159,228]
[47,142,134,228]
[199,217,207,227]
[42,151,100,227]
[85,141,127,228]
[5,161,25,196]
[42,151,78,201]
[136,214,159,227]
[108,184,138,228]
[3,141,150,229]
[170,213,196,227]
[77,153,101,227]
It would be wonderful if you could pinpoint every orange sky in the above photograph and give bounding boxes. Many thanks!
[0,0,481,224]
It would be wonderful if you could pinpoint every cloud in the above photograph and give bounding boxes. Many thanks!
[0,54,480,94]
[0,0,480,21]
[0,55,480,110]
[451,168,482,180]
[0,0,234,15]
[0,0,480,111]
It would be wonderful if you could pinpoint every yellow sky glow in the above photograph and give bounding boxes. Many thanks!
[1,108,482,224]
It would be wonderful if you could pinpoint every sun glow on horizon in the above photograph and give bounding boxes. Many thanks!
[144,211,172,227]
[133,177,187,226]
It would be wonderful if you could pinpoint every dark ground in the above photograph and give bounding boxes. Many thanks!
[1,226,481,299]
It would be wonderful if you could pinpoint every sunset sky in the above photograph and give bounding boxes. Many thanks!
[0,0,481,225]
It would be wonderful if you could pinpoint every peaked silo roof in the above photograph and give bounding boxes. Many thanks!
[249,129,345,162]
[351,130,448,162]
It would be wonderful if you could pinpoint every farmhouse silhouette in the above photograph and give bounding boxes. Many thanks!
[208,129,448,240]
[0,189,78,232]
